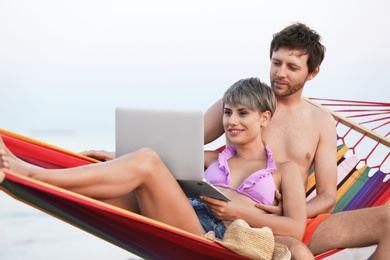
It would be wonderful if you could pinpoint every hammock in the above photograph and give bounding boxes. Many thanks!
[1,97,389,259]
[305,98,390,259]
[0,129,246,259]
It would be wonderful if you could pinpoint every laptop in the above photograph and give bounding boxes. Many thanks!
[115,107,231,201]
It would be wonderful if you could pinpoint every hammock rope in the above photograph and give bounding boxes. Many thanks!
[306,97,389,175]
[309,97,390,137]
[304,98,389,259]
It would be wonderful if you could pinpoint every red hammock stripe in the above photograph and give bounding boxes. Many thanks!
[308,98,390,107]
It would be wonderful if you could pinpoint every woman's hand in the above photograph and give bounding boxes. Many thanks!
[79,150,116,161]
[199,196,239,222]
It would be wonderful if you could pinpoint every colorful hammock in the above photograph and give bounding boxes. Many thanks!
[305,98,390,258]
[0,129,247,259]
[1,97,389,259]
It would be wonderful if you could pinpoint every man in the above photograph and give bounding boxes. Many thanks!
[203,23,389,259]
[84,23,389,259]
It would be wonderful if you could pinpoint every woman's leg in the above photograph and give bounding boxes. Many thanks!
[1,138,204,235]
[1,147,151,199]
[274,236,314,260]
[101,192,140,213]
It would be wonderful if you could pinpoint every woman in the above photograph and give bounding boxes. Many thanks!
[0,77,306,241]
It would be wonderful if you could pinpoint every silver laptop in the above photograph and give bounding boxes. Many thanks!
[115,107,230,201]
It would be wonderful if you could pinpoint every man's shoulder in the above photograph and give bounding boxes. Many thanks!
[304,100,334,123]
[303,102,337,142]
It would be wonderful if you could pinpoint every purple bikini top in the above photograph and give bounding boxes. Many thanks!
[204,145,276,205]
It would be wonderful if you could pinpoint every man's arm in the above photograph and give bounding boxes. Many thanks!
[306,112,338,218]
[255,111,338,218]
[204,99,225,145]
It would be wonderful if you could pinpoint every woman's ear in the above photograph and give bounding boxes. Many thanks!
[261,111,271,127]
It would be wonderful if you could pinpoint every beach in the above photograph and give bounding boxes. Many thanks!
[1,1,389,259]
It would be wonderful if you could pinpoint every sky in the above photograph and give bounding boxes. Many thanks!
[1,0,390,152]
[0,1,389,259]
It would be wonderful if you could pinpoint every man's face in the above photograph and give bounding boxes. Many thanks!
[269,48,311,98]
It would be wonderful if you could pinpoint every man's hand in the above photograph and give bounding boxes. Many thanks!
[255,189,283,215]
[79,150,115,161]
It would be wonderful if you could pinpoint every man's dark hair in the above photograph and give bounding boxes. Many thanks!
[270,23,326,74]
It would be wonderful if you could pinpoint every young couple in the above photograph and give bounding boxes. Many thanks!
[1,78,305,255]
[1,23,389,259]
[83,23,390,259]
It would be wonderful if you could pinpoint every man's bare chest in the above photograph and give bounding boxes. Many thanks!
[263,120,318,170]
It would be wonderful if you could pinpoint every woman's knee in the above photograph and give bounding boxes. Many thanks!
[275,236,314,260]
[128,147,165,176]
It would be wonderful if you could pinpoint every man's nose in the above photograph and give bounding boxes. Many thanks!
[276,66,287,77]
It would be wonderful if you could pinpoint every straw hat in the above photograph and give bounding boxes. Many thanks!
[205,219,291,260]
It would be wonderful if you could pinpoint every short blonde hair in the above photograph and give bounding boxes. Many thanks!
[222,77,276,117]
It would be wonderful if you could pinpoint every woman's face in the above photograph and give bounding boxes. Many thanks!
[223,103,264,146]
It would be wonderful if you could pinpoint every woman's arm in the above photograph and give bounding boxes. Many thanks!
[204,99,225,145]
[204,150,219,169]
[247,162,306,239]
[273,161,307,239]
